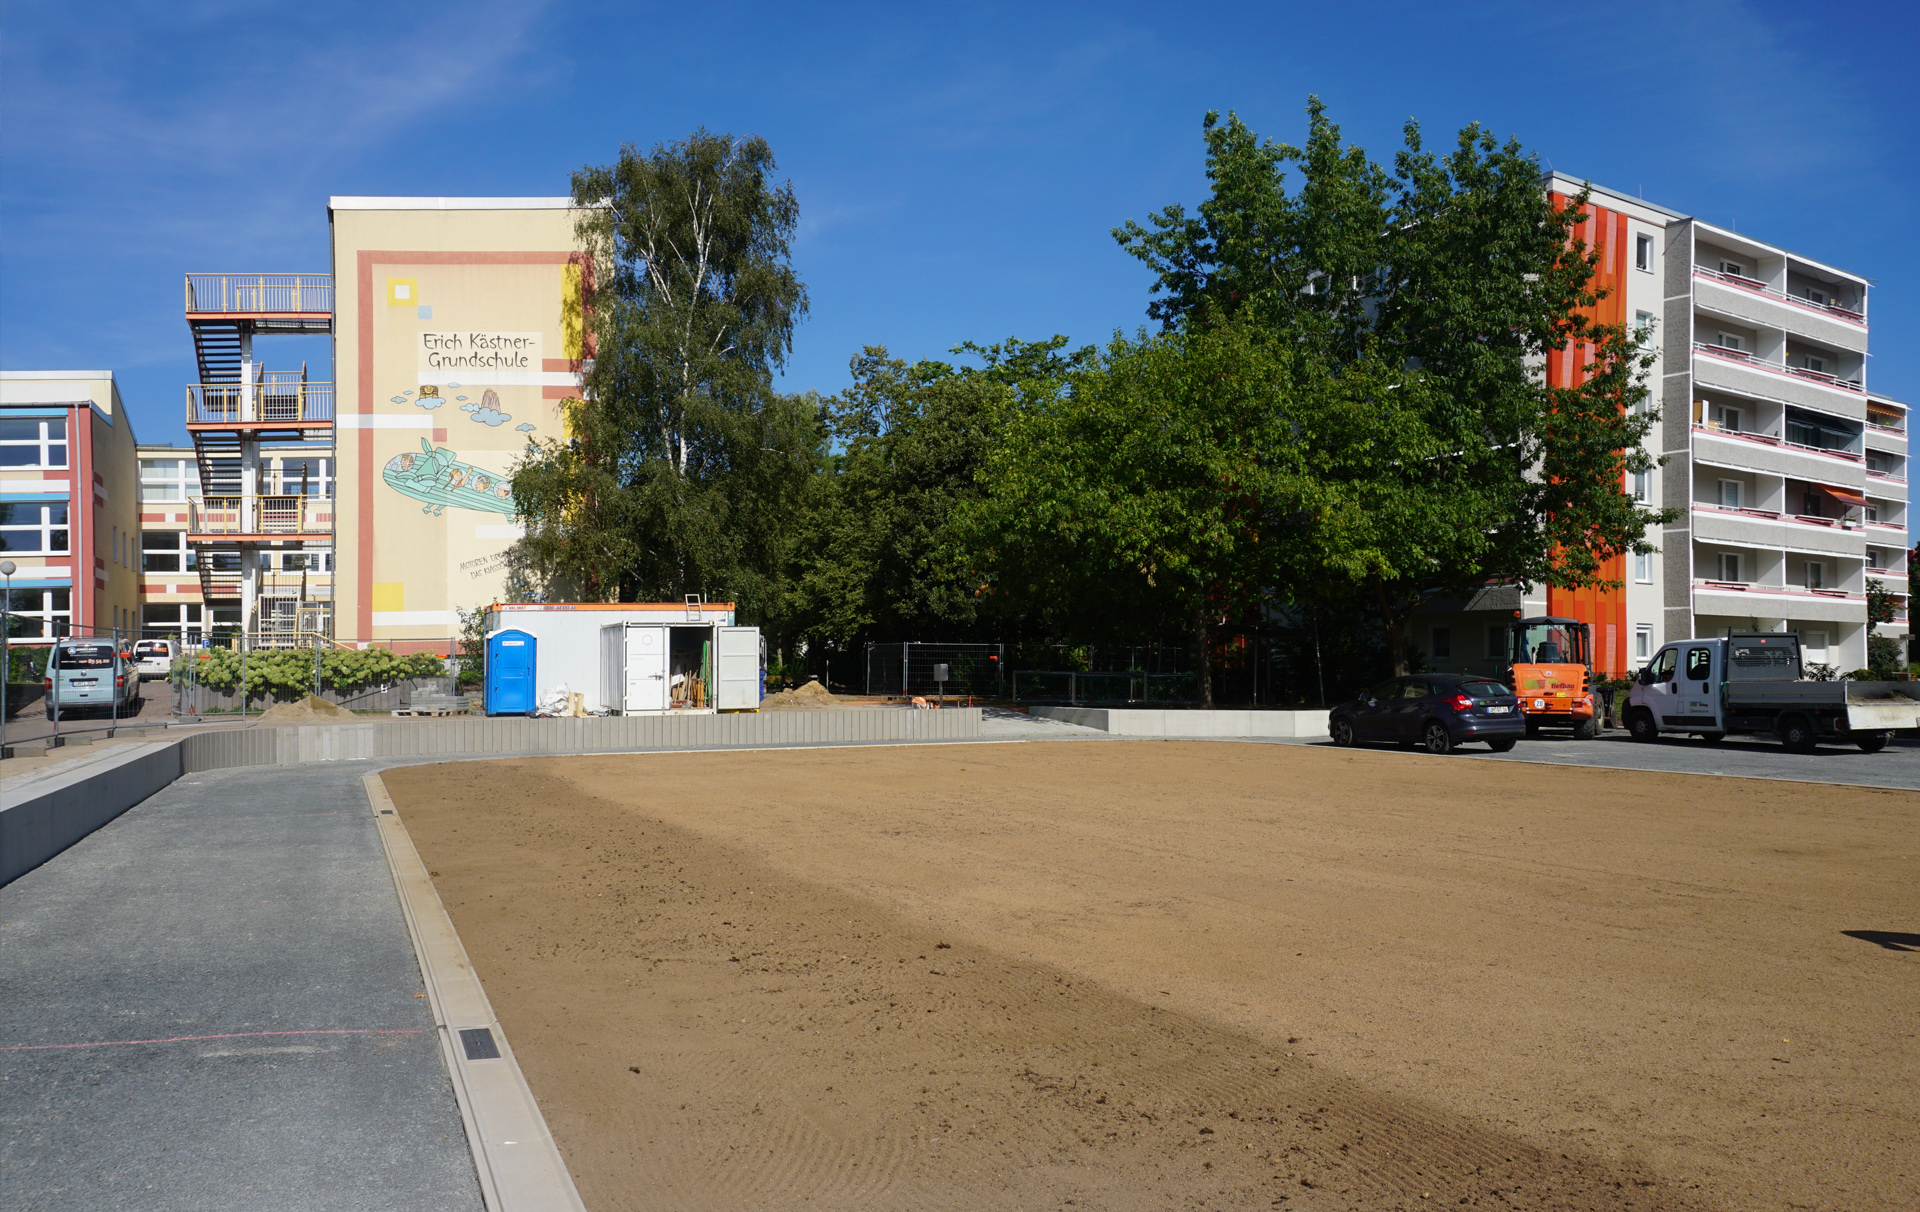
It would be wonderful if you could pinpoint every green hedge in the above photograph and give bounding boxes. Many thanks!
[179,647,446,694]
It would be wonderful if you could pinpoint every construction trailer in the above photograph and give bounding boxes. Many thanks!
[482,601,762,714]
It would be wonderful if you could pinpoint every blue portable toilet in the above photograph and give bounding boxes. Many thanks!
[485,629,536,716]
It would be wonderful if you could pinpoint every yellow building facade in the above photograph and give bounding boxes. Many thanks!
[329,198,585,646]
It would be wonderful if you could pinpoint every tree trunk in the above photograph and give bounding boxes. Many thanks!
[1374,577,1410,677]
[1193,596,1213,709]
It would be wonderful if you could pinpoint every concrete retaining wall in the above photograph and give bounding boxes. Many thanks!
[1030,706,1329,738]
[3,709,983,885]
[180,708,983,772]
[1,742,183,884]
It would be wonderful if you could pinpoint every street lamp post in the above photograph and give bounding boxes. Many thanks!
[1,559,14,759]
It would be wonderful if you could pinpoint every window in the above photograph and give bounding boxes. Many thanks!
[4,587,71,639]
[1721,260,1745,278]
[1717,332,1745,352]
[1402,680,1431,699]
[140,458,200,503]
[1719,479,1742,509]
[271,457,333,498]
[1635,551,1652,582]
[1635,625,1653,660]
[1430,627,1451,660]
[1803,286,1827,306]
[1487,626,1507,660]
[1716,406,1742,432]
[141,530,196,574]
[0,417,68,469]
[1718,552,1741,582]
[1635,309,1656,340]
[1636,234,1654,271]
[142,602,206,641]
[1685,648,1713,680]
[1805,561,1824,590]
[1648,647,1677,682]
[1631,469,1651,501]
[0,502,70,554]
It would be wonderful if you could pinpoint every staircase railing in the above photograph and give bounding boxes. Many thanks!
[185,273,333,315]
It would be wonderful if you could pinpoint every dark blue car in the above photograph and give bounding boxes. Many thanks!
[1328,673,1525,754]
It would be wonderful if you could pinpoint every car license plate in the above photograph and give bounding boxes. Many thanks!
[1485,705,1509,714]
[72,678,98,688]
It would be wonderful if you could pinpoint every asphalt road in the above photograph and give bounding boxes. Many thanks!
[0,760,482,1212]
[1279,729,1920,791]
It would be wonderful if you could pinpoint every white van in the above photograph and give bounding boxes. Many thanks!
[133,638,178,680]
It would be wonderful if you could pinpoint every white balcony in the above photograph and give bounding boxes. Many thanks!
[1693,343,1867,416]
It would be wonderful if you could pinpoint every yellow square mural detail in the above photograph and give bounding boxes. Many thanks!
[370,582,406,612]
[387,278,419,305]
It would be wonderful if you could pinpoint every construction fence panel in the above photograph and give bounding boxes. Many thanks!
[864,642,1006,698]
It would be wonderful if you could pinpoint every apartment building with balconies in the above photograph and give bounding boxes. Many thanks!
[1419,179,1905,682]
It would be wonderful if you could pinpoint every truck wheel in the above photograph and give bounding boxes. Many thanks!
[1627,709,1659,742]
[1572,717,1599,740]
[1422,721,1454,755]
[1779,716,1818,754]
[1697,732,1725,745]
[1856,731,1891,754]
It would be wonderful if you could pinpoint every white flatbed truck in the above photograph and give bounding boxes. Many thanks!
[1625,632,1920,753]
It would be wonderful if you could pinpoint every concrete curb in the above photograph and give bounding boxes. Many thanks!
[365,772,587,1212]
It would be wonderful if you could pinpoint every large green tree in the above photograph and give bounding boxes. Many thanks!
[1116,101,1674,674]
[511,130,819,615]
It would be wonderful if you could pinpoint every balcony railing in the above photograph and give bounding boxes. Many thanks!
[189,495,333,536]
[1867,408,1907,433]
[187,378,333,425]
[1692,579,1866,602]
[1693,342,1864,394]
[1692,265,1866,325]
[1867,469,1908,485]
[1691,501,1867,530]
[1692,423,1863,463]
[185,273,332,315]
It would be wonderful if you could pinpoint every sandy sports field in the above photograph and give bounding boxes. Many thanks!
[384,741,1918,1211]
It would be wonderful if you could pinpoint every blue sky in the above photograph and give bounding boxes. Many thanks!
[3,1,1915,448]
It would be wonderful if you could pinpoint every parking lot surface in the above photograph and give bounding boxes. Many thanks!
[0,760,481,1212]
[1273,730,1920,790]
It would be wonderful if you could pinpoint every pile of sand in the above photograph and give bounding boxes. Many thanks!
[758,678,841,711]
[250,694,353,726]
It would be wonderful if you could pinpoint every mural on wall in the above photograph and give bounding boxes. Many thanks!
[381,379,537,516]
[383,438,517,516]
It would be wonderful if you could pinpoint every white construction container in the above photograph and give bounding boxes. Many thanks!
[482,601,761,713]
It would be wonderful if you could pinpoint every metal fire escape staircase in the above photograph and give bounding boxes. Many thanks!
[183,274,335,635]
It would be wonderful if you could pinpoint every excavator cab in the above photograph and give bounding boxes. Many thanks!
[1506,616,1597,738]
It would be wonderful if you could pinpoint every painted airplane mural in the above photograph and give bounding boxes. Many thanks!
[383,438,518,516]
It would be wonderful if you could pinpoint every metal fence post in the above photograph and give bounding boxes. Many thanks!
[902,642,909,700]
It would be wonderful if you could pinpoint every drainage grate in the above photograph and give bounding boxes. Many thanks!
[458,1027,501,1060]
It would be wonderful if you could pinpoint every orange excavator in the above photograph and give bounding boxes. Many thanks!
[1504,616,1598,739]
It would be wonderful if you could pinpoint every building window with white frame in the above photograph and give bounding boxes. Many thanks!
[1636,234,1654,272]
[1635,551,1652,583]
[140,458,201,502]
[1805,561,1824,590]
[1720,259,1745,278]
[1717,332,1745,352]
[141,602,204,640]
[271,457,332,498]
[1718,479,1742,509]
[1634,625,1653,661]
[4,587,71,639]
[140,530,196,574]
[1631,469,1650,502]
[0,418,68,469]
[1718,552,1741,582]
[0,502,70,554]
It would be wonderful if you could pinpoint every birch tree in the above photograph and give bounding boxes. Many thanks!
[512,130,815,611]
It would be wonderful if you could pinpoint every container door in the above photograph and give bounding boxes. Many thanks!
[716,626,761,710]
[628,625,668,711]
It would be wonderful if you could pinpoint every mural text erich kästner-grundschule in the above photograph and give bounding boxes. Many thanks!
[420,332,537,371]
